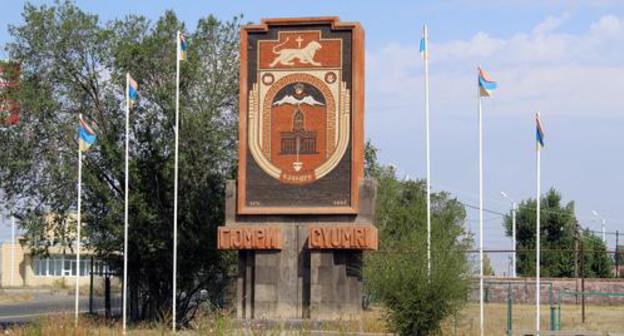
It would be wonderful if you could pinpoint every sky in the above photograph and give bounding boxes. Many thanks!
[2,0,624,274]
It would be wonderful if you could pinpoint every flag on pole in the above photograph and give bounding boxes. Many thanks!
[128,74,138,108]
[78,115,96,152]
[172,29,186,333]
[535,110,544,331]
[178,32,188,61]
[536,113,545,149]
[421,24,432,278]
[122,72,136,333]
[75,113,94,325]
[419,33,427,60]
[476,65,496,336]
[478,67,497,97]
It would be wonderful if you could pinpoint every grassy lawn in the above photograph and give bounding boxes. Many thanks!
[3,304,624,335]
[445,303,624,335]
[2,311,391,335]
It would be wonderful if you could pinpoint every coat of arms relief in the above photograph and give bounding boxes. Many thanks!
[248,30,351,185]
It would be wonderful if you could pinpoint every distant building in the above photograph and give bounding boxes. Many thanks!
[0,237,108,287]
[0,213,113,288]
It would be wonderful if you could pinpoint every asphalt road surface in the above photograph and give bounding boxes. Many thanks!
[0,292,120,325]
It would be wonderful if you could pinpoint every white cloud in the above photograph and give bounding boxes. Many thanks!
[589,14,624,37]
[366,14,624,117]
[532,12,570,35]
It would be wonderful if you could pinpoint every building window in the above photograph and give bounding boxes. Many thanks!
[33,255,99,277]
[48,257,55,275]
[54,258,62,276]
[34,258,41,276]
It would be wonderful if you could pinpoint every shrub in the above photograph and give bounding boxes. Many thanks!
[364,151,471,335]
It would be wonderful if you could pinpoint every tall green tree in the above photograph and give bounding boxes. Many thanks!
[364,143,472,335]
[0,1,240,324]
[581,230,612,278]
[503,189,612,278]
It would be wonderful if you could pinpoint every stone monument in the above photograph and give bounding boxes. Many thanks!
[218,17,377,320]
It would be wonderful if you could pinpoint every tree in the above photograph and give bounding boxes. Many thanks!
[364,143,472,335]
[483,254,495,276]
[0,1,240,324]
[581,230,612,278]
[503,189,612,278]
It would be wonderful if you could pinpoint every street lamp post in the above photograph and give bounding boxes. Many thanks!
[11,215,16,287]
[591,210,607,243]
[500,192,517,277]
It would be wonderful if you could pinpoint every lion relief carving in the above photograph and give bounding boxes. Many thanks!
[269,38,323,67]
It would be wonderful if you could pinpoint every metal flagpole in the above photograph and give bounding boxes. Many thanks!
[536,112,542,332]
[423,24,432,277]
[172,30,181,333]
[478,68,485,336]
[122,73,130,334]
[75,115,83,326]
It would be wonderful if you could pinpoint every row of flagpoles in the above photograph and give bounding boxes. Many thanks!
[75,31,187,333]
[419,24,545,336]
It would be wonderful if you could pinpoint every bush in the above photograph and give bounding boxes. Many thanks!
[364,149,471,335]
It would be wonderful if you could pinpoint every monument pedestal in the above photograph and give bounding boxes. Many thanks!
[224,17,371,320]
[222,179,377,320]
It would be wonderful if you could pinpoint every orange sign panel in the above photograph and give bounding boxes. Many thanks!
[217,226,283,250]
[258,31,342,70]
[308,225,378,250]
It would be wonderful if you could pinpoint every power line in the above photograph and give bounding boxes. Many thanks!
[434,190,617,237]
[383,177,620,247]
[428,182,624,225]
[462,203,506,216]
[373,248,622,254]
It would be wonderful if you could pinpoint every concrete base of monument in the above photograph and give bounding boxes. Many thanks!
[221,178,378,320]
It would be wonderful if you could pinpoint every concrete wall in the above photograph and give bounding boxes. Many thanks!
[310,250,362,319]
[0,241,24,287]
[471,277,624,305]
[248,225,309,319]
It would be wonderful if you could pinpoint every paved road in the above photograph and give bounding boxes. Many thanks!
[0,293,120,324]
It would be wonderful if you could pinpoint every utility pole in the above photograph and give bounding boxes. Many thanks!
[616,230,620,278]
[580,229,586,324]
[511,203,516,277]
[574,225,579,304]
[500,192,517,277]
[89,255,94,314]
